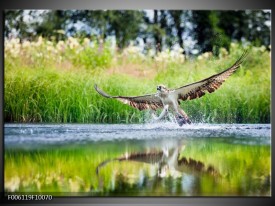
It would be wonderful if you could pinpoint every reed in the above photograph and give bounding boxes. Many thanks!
[4,38,271,123]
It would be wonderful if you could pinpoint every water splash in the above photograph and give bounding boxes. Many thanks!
[4,123,271,148]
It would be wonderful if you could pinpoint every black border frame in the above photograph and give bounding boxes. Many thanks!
[0,0,273,205]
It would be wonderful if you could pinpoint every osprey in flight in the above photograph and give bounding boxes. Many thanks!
[95,50,248,126]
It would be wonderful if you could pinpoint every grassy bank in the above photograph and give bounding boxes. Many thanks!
[4,38,271,123]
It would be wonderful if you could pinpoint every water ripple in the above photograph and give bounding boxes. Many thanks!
[4,123,271,148]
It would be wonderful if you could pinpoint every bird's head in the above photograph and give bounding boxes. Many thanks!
[157,84,169,93]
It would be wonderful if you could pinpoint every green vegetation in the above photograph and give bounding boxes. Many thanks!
[4,139,270,195]
[4,37,270,123]
[5,10,270,52]
[4,10,271,197]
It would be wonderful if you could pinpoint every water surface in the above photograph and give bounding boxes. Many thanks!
[5,123,270,147]
[4,123,271,196]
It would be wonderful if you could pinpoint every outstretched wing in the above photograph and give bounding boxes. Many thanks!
[171,50,249,102]
[96,151,164,174]
[94,85,163,110]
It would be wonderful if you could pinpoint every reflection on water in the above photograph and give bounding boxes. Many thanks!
[96,143,218,181]
[95,142,221,196]
[4,123,271,196]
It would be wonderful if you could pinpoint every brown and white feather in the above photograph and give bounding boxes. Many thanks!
[94,85,163,111]
[94,50,248,111]
[171,50,248,102]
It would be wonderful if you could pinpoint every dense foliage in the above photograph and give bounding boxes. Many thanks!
[5,10,271,54]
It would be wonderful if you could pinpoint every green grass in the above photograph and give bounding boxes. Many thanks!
[4,140,271,195]
[4,39,271,123]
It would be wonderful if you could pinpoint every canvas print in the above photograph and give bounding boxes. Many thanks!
[4,10,271,196]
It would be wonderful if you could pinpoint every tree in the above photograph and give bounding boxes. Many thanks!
[65,10,144,49]
[191,11,230,55]
[191,10,271,55]
[107,11,143,49]
[170,11,184,49]
[34,11,67,41]
[5,10,32,39]
[4,10,271,54]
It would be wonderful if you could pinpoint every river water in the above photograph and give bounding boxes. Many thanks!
[4,123,270,148]
[4,123,271,196]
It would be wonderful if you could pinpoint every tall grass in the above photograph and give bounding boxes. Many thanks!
[4,38,271,123]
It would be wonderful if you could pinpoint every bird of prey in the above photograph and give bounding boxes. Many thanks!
[94,50,248,126]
